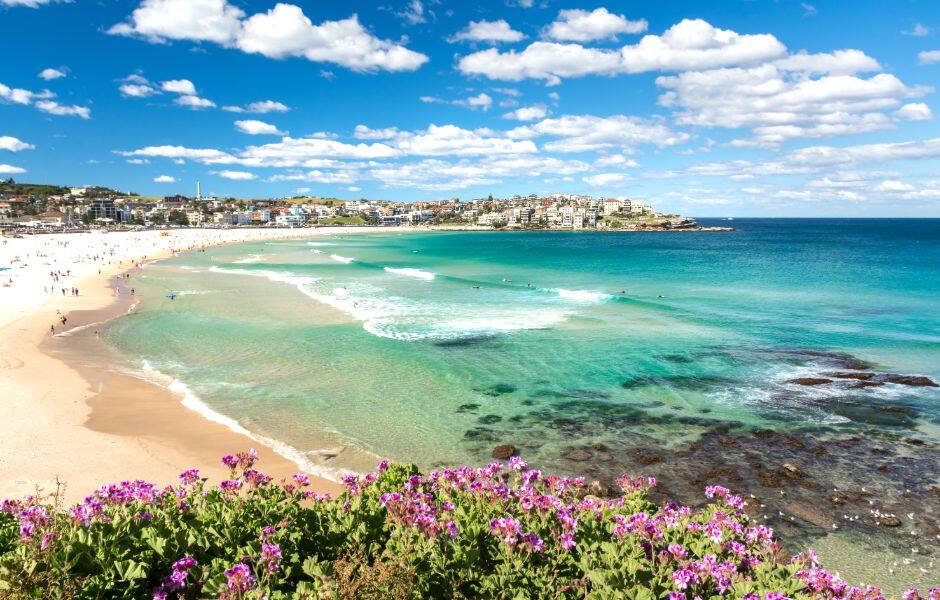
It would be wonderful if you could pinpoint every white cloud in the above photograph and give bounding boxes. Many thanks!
[38,67,66,80]
[508,114,688,152]
[161,79,197,95]
[108,0,245,44]
[35,100,90,119]
[594,153,638,168]
[919,50,940,65]
[269,170,357,184]
[174,95,216,109]
[0,136,34,152]
[120,83,159,97]
[502,105,548,121]
[896,102,933,121]
[0,164,26,174]
[583,172,628,186]
[222,100,289,113]
[153,175,176,183]
[235,5,427,72]
[0,0,64,6]
[234,119,286,135]
[450,19,526,44]
[657,61,928,146]
[394,124,535,156]
[543,8,647,42]
[459,19,786,84]
[126,158,150,164]
[0,82,42,105]
[353,125,399,140]
[215,170,256,180]
[463,93,492,111]
[110,0,427,72]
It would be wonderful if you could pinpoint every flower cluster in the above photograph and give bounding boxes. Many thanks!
[0,450,917,599]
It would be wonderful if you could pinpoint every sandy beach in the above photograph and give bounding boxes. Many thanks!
[0,227,388,502]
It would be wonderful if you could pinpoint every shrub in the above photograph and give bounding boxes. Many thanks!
[0,451,934,599]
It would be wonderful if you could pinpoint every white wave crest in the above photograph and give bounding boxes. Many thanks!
[307,242,336,246]
[330,254,354,264]
[384,267,435,281]
[137,360,352,482]
[553,288,612,303]
[233,254,264,264]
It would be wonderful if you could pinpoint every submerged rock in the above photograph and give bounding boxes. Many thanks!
[881,374,938,387]
[491,444,516,459]
[788,377,832,386]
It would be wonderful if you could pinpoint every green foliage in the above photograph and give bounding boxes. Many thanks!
[0,458,892,599]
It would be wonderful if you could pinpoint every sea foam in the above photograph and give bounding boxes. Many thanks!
[330,254,354,264]
[137,360,353,481]
[383,267,435,281]
[553,288,612,303]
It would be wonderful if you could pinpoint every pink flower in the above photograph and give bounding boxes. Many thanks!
[672,569,698,591]
[224,562,256,592]
[178,469,200,484]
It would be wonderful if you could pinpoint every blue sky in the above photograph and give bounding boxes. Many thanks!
[2,0,940,216]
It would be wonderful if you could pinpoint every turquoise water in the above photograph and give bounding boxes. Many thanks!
[104,220,940,587]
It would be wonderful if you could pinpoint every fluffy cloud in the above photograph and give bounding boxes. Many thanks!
[153,175,176,183]
[175,95,216,109]
[508,114,689,152]
[269,170,357,184]
[38,67,66,80]
[369,155,589,190]
[35,100,90,119]
[0,136,34,152]
[896,102,933,121]
[161,79,198,95]
[353,125,399,140]
[502,105,548,121]
[919,50,940,65]
[108,0,245,44]
[0,164,26,174]
[215,170,257,180]
[222,100,289,114]
[657,57,928,146]
[394,124,536,156]
[110,1,427,73]
[464,93,492,111]
[120,83,159,97]
[450,19,526,44]
[459,19,785,84]
[234,119,286,135]
[543,8,647,42]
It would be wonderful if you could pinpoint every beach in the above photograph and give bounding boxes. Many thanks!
[0,227,383,502]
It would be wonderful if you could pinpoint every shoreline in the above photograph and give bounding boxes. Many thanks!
[0,227,402,503]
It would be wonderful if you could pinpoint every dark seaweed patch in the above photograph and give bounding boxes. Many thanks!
[455,403,480,413]
[478,383,518,397]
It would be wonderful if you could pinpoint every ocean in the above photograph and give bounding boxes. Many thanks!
[103,219,940,590]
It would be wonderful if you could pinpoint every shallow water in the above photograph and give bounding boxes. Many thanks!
[104,220,940,591]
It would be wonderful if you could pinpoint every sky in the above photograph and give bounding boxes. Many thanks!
[2,0,940,216]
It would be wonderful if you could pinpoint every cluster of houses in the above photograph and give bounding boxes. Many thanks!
[1,183,690,232]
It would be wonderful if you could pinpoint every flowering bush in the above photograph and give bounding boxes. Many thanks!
[0,451,934,599]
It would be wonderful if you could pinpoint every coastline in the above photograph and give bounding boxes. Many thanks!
[0,227,396,503]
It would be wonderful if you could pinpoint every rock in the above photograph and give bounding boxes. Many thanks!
[717,436,736,447]
[852,381,884,389]
[825,371,876,380]
[881,375,938,387]
[872,515,902,527]
[827,492,848,505]
[786,502,831,528]
[779,463,805,480]
[586,480,610,497]
[592,442,608,451]
[563,448,592,462]
[491,444,516,459]
[756,470,782,488]
[788,377,832,386]
[638,453,663,465]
